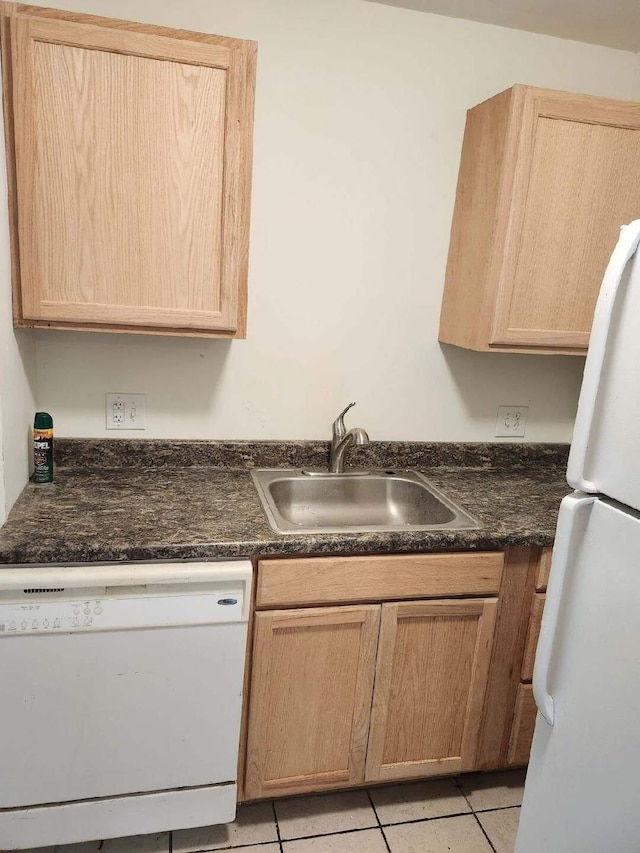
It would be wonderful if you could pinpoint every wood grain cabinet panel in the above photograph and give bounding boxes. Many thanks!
[521,593,545,682]
[1,4,256,337]
[536,547,553,591]
[365,598,498,783]
[257,552,504,608]
[439,85,640,354]
[244,605,380,800]
[508,684,537,766]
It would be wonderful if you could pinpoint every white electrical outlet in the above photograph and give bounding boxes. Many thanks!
[495,405,528,437]
[106,394,146,430]
[112,400,124,424]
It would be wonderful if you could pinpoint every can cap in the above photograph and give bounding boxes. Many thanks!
[34,412,53,429]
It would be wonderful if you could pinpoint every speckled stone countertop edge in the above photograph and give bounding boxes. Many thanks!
[0,532,556,566]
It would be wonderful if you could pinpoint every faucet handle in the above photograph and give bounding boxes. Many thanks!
[332,402,356,439]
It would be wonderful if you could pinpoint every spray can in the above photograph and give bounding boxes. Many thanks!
[33,412,54,483]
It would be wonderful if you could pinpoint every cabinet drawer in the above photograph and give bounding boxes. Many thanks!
[536,547,553,590]
[508,684,537,766]
[257,552,504,608]
[521,593,545,682]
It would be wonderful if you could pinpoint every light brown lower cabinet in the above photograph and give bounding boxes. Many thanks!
[244,594,499,799]
[505,547,551,767]
[365,598,498,782]
[243,605,380,800]
[521,593,545,682]
[508,684,537,766]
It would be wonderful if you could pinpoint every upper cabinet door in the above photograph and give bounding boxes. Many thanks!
[491,90,640,350]
[5,7,256,336]
[439,85,640,355]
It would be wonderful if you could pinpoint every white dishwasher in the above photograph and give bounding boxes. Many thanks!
[0,560,252,851]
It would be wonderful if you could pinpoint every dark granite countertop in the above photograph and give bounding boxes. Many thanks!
[0,440,570,565]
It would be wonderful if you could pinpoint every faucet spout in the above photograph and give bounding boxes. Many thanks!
[349,428,369,447]
[329,404,370,473]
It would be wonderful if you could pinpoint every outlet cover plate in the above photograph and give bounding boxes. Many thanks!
[495,405,528,437]
[106,393,146,430]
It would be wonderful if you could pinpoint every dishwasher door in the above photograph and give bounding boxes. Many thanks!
[0,579,248,808]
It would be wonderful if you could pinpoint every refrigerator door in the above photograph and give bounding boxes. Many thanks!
[516,494,640,853]
[567,219,640,508]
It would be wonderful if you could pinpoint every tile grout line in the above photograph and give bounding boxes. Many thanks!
[271,799,284,852]
[453,775,497,853]
[366,789,392,853]
[454,775,476,815]
[269,807,484,844]
[375,808,479,829]
[453,775,496,851]
[267,823,397,845]
[172,819,280,853]
[471,804,524,814]
[270,821,390,853]
[221,840,283,851]
[273,807,493,840]
[472,812,498,853]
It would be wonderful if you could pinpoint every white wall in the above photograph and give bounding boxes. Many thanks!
[0,80,36,521]
[633,52,640,98]
[0,392,6,522]
[32,0,640,442]
[0,326,35,521]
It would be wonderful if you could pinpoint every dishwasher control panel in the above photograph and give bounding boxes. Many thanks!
[0,590,244,635]
[1,598,105,633]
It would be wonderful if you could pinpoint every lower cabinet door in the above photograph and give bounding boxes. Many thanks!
[244,605,380,799]
[365,598,498,782]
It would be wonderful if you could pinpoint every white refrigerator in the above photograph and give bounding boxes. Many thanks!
[516,219,640,852]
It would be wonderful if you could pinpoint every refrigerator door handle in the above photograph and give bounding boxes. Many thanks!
[533,492,596,726]
[567,220,640,492]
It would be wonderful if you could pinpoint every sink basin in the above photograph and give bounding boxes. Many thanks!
[251,469,479,534]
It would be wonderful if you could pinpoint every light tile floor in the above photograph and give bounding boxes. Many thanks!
[8,769,526,853]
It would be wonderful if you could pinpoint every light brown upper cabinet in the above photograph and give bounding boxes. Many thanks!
[439,85,640,354]
[1,4,256,337]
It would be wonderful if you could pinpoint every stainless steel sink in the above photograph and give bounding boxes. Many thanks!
[251,469,479,534]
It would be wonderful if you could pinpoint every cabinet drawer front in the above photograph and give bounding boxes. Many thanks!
[244,605,379,799]
[521,593,545,682]
[508,683,537,766]
[365,597,498,783]
[257,553,504,608]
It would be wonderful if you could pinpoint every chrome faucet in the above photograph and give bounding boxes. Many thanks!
[329,403,370,473]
